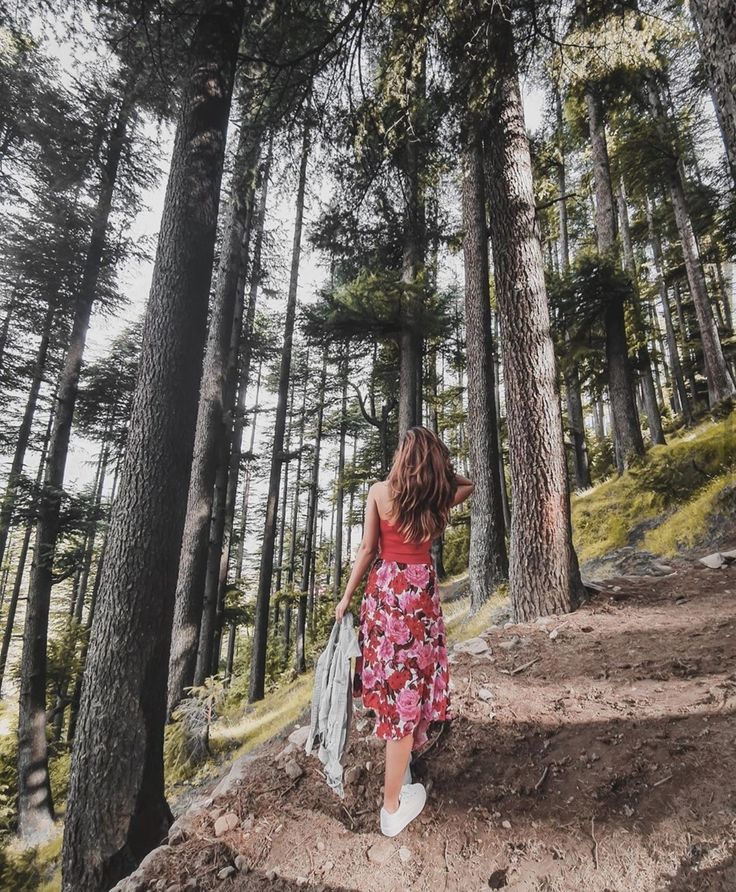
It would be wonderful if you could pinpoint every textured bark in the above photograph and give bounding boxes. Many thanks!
[168,120,259,713]
[0,301,55,571]
[295,350,326,674]
[332,350,348,600]
[585,87,645,467]
[646,78,735,404]
[460,125,508,612]
[249,119,309,702]
[0,399,55,697]
[644,196,694,425]
[482,10,584,622]
[398,42,426,437]
[555,91,591,489]
[18,78,136,846]
[690,0,736,186]
[616,180,665,445]
[62,5,245,888]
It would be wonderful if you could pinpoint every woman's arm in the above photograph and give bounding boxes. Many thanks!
[335,484,381,622]
[452,472,475,506]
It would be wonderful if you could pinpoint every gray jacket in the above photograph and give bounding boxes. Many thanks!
[305,613,361,797]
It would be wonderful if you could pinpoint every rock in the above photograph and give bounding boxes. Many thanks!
[721,549,736,561]
[398,846,412,863]
[183,880,199,891]
[214,812,239,837]
[317,840,326,852]
[365,760,373,771]
[478,687,494,702]
[699,552,727,569]
[109,873,146,892]
[499,636,520,650]
[217,866,236,880]
[289,725,310,747]
[168,826,187,846]
[140,845,171,872]
[488,867,508,888]
[367,839,395,864]
[241,813,255,831]
[284,758,304,780]
[549,628,561,641]
[211,754,258,799]
[296,877,309,887]
[275,743,297,761]
[265,869,277,881]
[651,562,675,575]
[344,765,362,785]
[234,854,250,873]
[322,859,334,872]
[454,637,491,655]
[503,621,515,630]
[501,819,511,830]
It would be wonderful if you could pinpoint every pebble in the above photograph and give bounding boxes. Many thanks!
[499,636,520,650]
[477,687,494,702]
[214,812,239,837]
[501,819,511,829]
[288,725,310,747]
[398,846,412,863]
[367,839,395,864]
[317,840,326,852]
[234,854,250,873]
[365,760,373,772]
[284,758,304,780]
[322,860,335,872]
[344,765,362,785]
[217,866,236,880]
[296,877,309,887]
[454,637,491,655]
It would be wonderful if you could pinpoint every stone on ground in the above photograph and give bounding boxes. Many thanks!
[213,812,239,837]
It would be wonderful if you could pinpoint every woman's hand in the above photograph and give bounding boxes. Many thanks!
[335,593,352,623]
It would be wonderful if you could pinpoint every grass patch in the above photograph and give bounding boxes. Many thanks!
[642,474,736,556]
[572,416,735,562]
[0,831,62,892]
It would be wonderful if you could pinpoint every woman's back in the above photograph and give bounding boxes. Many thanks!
[378,515,432,564]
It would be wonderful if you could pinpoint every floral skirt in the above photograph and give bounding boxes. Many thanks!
[355,557,452,750]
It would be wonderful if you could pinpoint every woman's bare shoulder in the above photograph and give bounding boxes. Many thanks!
[370,480,391,515]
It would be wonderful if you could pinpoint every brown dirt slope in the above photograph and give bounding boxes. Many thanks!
[131,549,736,892]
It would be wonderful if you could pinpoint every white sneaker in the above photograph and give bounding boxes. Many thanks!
[380,783,427,837]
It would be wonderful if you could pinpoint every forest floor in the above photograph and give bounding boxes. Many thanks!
[133,542,736,892]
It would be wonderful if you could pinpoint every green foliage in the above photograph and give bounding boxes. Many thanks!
[165,677,226,783]
[0,834,61,892]
[442,520,470,577]
[573,415,735,562]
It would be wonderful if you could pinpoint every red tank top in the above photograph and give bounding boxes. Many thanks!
[379,516,432,564]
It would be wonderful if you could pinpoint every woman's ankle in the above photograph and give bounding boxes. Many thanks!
[383,796,400,814]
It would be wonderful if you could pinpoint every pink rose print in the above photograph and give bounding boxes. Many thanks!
[358,557,451,751]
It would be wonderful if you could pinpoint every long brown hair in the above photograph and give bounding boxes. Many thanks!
[386,426,458,542]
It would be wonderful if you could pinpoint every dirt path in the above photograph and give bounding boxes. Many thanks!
[131,550,736,892]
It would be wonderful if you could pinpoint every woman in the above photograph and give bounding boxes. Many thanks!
[335,426,474,836]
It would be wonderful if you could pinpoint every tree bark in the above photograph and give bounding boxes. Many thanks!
[62,5,245,888]
[249,118,309,702]
[0,301,55,572]
[18,75,137,846]
[460,124,508,612]
[332,349,348,600]
[168,119,259,713]
[616,180,665,445]
[689,0,736,186]
[584,87,645,467]
[646,77,735,405]
[295,349,327,673]
[644,195,694,425]
[482,9,584,622]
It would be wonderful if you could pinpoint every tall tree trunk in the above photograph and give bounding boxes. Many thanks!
[645,196,694,425]
[398,41,426,437]
[62,6,245,888]
[616,180,665,445]
[646,77,736,405]
[584,87,645,467]
[0,397,55,697]
[482,8,584,621]
[460,124,508,612]
[19,77,137,846]
[689,0,736,186]
[492,310,511,528]
[235,362,262,580]
[249,117,309,703]
[295,349,326,673]
[555,90,591,489]
[0,301,55,572]
[332,349,348,600]
[168,120,259,713]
